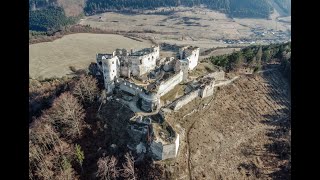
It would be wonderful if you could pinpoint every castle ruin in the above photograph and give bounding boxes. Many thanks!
[96,44,225,160]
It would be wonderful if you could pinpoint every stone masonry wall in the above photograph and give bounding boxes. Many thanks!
[157,71,184,97]
[171,89,200,111]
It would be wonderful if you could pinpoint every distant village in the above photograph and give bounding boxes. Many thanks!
[221,27,291,45]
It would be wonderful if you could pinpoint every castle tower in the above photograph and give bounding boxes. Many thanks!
[100,53,120,94]
[178,46,200,71]
[151,45,160,60]
[179,46,187,60]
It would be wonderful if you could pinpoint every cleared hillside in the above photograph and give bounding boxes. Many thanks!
[163,68,290,179]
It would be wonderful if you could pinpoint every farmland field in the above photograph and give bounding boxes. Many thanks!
[29,33,152,79]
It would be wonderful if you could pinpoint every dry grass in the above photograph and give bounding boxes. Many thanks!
[163,69,290,179]
[160,84,185,104]
[29,33,152,79]
[80,7,291,49]
[57,0,85,17]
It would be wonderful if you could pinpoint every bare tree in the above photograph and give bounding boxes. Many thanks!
[96,156,120,180]
[46,92,85,139]
[54,155,76,180]
[34,155,55,180]
[54,167,75,180]
[29,94,81,179]
[109,156,120,179]
[121,152,136,180]
[29,119,61,155]
[96,156,109,180]
[71,75,99,105]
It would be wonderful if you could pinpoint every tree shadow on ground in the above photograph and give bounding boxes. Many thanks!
[74,101,136,179]
[74,101,165,179]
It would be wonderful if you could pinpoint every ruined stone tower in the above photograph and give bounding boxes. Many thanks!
[97,52,120,94]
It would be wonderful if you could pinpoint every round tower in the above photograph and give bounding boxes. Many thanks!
[101,55,119,94]
[139,91,160,112]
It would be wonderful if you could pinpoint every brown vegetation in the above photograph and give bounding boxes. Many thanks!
[45,92,86,139]
[121,152,136,180]
[71,75,99,105]
[29,73,165,179]
[96,156,120,180]
[164,67,290,179]
[29,78,88,179]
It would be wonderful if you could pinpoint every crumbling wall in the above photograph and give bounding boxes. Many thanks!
[162,133,179,160]
[120,65,131,78]
[171,89,200,111]
[174,60,189,82]
[185,50,199,70]
[163,57,175,72]
[150,133,179,160]
[199,81,215,98]
[179,46,200,71]
[139,52,158,75]
[116,79,144,96]
[124,46,159,77]
[157,71,184,97]
[139,93,160,112]
[124,56,141,77]
[150,141,163,160]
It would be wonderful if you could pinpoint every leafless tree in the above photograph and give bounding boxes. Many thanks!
[34,155,55,180]
[71,75,99,104]
[109,156,120,179]
[54,167,75,180]
[96,156,120,180]
[96,156,110,180]
[29,119,60,180]
[46,92,85,139]
[121,152,136,180]
[29,119,61,155]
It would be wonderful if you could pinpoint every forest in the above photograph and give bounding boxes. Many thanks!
[84,0,273,18]
[207,42,291,80]
[29,6,78,32]
[29,67,166,179]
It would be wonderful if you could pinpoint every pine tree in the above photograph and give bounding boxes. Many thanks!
[75,144,85,171]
